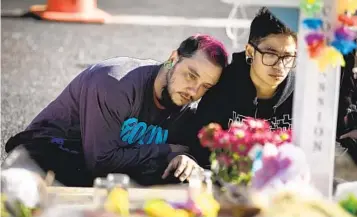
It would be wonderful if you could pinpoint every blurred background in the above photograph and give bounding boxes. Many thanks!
[1,0,356,180]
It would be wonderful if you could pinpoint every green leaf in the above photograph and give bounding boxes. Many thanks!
[210,151,217,162]
[340,194,357,215]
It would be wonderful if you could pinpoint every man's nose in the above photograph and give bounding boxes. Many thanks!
[187,85,200,97]
[274,58,285,69]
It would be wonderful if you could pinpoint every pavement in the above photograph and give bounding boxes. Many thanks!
[1,0,357,180]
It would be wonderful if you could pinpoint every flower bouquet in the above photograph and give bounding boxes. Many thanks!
[198,118,293,187]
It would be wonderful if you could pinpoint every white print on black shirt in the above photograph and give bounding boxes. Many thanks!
[228,111,292,131]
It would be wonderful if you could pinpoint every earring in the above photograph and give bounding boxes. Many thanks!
[164,61,173,69]
[246,56,253,65]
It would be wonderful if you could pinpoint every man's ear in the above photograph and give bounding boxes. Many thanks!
[168,50,179,65]
[245,44,254,58]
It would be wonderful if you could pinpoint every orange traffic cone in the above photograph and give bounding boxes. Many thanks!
[29,0,112,23]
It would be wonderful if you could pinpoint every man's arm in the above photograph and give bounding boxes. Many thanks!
[78,65,173,177]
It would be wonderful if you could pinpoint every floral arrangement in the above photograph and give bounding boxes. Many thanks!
[197,118,293,186]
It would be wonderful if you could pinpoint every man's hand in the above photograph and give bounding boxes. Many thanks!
[162,155,203,182]
[169,144,189,153]
[340,129,357,140]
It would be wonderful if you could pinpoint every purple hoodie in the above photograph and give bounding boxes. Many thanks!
[15,57,196,179]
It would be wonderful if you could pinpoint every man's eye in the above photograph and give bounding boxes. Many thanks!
[265,52,278,58]
[284,56,296,61]
[188,73,196,80]
[203,84,211,89]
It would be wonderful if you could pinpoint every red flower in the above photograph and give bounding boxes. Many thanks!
[213,130,231,149]
[199,119,294,156]
[198,129,213,148]
[308,39,326,58]
[251,131,274,145]
[198,123,223,148]
[338,14,356,26]
[229,130,253,156]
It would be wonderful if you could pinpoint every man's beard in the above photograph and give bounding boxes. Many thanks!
[158,68,182,111]
[160,85,182,111]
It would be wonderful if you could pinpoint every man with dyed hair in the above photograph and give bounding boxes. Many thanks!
[5,34,228,186]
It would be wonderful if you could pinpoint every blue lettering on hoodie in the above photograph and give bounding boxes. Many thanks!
[120,118,168,145]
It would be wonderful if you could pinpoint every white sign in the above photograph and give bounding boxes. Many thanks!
[293,0,340,198]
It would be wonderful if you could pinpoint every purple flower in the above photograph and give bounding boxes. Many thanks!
[252,153,292,189]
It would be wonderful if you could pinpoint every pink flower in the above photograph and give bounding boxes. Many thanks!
[251,131,274,145]
[245,118,270,132]
[198,123,223,148]
[229,128,247,139]
[213,130,231,149]
[255,119,271,131]
[229,129,253,156]
[198,129,213,148]
[234,143,251,156]
[229,121,248,131]
[272,129,293,146]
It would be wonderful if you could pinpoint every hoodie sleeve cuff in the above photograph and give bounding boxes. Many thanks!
[158,144,171,158]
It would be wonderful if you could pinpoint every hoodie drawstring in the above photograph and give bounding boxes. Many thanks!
[253,97,258,118]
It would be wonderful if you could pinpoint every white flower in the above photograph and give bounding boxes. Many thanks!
[1,168,46,208]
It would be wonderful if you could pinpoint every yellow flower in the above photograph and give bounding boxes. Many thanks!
[316,46,345,72]
[104,187,130,216]
[144,199,190,217]
[195,193,220,217]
